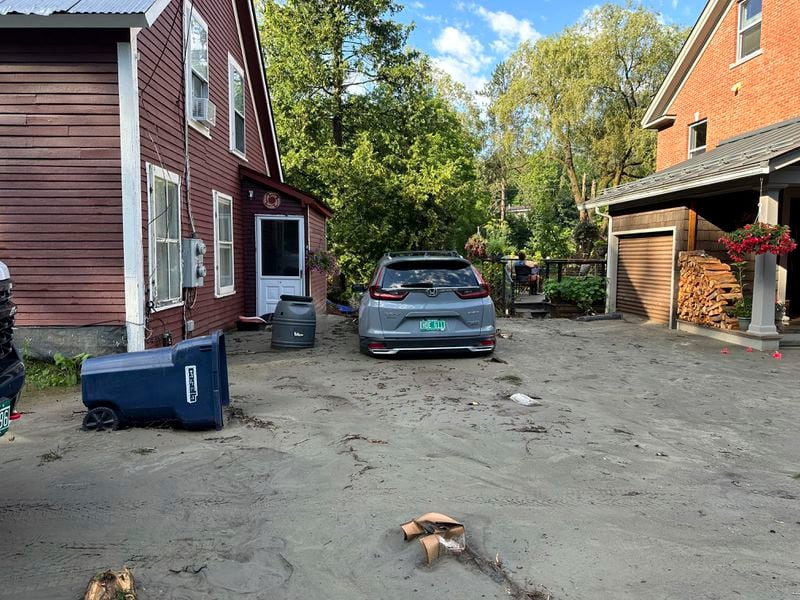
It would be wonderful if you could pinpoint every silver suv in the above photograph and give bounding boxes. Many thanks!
[355,251,496,356]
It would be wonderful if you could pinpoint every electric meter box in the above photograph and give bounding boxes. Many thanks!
[182,238,207,288]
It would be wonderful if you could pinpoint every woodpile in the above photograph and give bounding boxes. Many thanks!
[678,251,742,330]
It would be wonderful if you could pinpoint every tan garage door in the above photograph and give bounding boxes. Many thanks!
[616,232,674,323]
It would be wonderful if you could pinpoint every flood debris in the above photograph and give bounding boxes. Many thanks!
[341,433,388,444]
[38,448,63,465]
[84,567,136,600]
[401,512,466,564]
[511,393,542,407]
[226,406,274,429]
[512,424,548,433]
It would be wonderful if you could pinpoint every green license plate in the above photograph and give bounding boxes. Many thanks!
[0,398,10,438]
[420,319,446,332]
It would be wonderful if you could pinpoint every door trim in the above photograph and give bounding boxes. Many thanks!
[255,214,305,314]
[609,226,676,329]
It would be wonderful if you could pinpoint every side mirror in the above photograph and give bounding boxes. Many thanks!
[351,283,367,293]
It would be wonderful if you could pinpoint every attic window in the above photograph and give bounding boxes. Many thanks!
[688,120,707,158]
[738,0,762,60]
[185,4,211,132]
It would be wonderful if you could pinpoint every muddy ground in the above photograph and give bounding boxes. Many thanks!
[1,315,798,599]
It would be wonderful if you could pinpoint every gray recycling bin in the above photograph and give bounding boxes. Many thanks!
[272,295,316,349]
[81,330,229,431]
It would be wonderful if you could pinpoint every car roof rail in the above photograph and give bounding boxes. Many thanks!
[383,250,463,259]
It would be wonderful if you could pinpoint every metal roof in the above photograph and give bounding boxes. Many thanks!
[0,0,169,26]
[0,0,158,15]
[587,116,800,209]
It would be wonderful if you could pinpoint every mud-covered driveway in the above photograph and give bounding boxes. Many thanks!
[1,316,798,599]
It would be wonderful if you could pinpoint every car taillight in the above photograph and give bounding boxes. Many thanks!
[455,284,490,299]
[369,285,409,301]
[368,342,387,350]
[479,338,496,347]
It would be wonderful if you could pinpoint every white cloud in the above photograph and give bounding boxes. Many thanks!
[433,26,484,67]
[431,26,491,92]
[411,1,424,8]
[474,6,540,55]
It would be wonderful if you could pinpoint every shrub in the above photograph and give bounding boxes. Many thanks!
[543,276,606,312]
[24,352,90,389]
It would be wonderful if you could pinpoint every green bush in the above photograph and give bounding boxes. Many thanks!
[543,276,607,312]
[24,352,90,389]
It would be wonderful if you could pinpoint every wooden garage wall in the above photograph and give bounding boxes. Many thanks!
[610,205,688,324]
[0,29,125,327]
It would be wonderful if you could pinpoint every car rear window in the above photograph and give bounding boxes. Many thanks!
[381,260,478,289]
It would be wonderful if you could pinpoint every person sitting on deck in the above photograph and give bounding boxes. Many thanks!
[513,251,541,295]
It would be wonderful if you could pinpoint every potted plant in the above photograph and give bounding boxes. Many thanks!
[732,296,752,331]
[306,249,340,277]
[718,222,797,262]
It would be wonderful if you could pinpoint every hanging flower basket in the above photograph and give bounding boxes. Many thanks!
[306,249,340,277]
[718,222,797,263]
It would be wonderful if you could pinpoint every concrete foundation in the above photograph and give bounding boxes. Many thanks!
[15,326,127,360]
[676,320,782,351]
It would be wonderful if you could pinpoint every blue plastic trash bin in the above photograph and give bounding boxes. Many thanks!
[81,330,229,431]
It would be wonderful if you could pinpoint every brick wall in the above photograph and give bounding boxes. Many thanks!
[656,0,800,169]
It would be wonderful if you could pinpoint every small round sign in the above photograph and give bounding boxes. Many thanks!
[263,192,281,209]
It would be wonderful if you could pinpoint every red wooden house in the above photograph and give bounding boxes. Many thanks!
[587,0,800,350]
[0,0,331,355]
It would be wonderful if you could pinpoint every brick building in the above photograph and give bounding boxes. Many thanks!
[587,0,800,350]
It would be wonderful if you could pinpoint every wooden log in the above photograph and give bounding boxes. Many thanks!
[84,567,135,600]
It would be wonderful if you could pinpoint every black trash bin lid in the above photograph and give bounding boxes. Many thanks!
[280,294,313,303]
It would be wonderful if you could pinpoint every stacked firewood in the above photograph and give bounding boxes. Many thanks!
[678,251,742,330]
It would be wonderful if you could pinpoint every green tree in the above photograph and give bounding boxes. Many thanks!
[259,2,486,280]
[493,4,685,219]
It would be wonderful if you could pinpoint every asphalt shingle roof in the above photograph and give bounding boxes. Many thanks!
[589,116,800,208]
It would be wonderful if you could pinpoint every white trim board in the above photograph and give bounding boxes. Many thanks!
[118,36,146,352]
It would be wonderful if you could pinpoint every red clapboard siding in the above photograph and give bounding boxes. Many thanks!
[307,208,327,313]
[137,0,270,346]
[0,30,124,327]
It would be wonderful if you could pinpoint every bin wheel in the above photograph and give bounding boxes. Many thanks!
[82,407,119,432]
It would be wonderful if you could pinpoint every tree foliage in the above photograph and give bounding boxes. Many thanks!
[259,1,486,280]
[489,4,685,225]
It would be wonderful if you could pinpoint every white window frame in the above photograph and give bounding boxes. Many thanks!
[147,163,183,311]
[737,0,762,61]
[688,119,707,159]
[213,191,236,297]
[185,2,211,137]
[228,55,246,158]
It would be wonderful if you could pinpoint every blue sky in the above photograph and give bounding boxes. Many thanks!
[397,0,707,92]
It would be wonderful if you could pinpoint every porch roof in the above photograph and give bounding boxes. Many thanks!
[586,116,800,210]
[240,166,333,219]
[0,0,170,26]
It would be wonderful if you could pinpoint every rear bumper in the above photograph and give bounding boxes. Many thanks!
[361,335,495,355]
[0,346,25,417]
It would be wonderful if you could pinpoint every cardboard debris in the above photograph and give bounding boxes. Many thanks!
[400,512,466,564]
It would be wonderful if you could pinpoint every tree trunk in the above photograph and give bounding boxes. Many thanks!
[562,141,589,221]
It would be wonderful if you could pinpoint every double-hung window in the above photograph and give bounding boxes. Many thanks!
[214,191,235,297]
[688,120,707,158]
[737,0,762,61]
[148,165,182,309]
[186,4,210,130]
[229,56,246,157]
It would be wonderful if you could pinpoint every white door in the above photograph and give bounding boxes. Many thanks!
[256,215,305,315]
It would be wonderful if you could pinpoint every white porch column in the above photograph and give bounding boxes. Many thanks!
[747,186,781,336]
[117,32,146,352]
